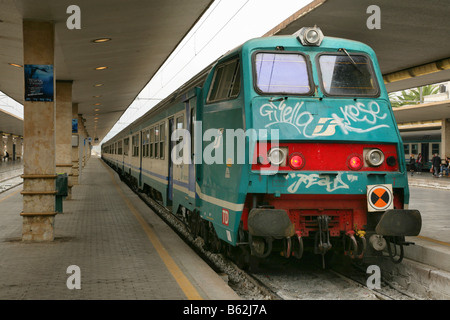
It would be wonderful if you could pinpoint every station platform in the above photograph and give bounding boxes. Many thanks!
[0,157,240,300]
[403,173,450,276]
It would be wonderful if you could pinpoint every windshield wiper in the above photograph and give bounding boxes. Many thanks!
[338,48,363,74]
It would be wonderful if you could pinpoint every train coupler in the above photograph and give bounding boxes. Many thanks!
[314,215,332,268]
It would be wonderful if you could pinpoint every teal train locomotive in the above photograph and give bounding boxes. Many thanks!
[102,27,422,267]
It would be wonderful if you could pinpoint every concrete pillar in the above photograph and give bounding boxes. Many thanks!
[71,103,80,186]
[442,118,450,159]
[78,113,86,169]
[1,135,5,158]
[21,20,56,242]
[15,136,23,160]
[6,134,13,160]
[56,81,73,199]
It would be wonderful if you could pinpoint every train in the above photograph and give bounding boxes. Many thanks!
[402,130,442,171]
[102,26,422,268]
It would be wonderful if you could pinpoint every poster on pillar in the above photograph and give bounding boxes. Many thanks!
[24,64,54,102]
[72,119,78,133]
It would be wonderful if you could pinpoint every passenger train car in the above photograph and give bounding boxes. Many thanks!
[402,130,442,171]
[102,27,422,267]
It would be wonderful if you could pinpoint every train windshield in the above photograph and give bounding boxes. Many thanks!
[254,52,312,95]
[318,54,379,96]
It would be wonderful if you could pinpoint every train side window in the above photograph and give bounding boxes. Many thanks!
[142,130,149,157]
[432,143,440,155]
[150,128,154,158]
[411,143,418,155]
[132,134,139,157]
[123,137,129,156]
[207,58,240,103]
[159,122,165,159]
[118,140,123,155]
[176,115,184,158]
[318,53,379,97]
[404,144,410,155]
[155,126,160,158]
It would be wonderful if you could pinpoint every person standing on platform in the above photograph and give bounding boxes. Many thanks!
[440,156,449,177]
[409,154,416,176]
[416,153,423,175]
[431,153,441,178]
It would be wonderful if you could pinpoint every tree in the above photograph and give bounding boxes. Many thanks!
[389,84,439,108]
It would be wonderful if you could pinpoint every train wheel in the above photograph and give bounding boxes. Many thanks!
[282,237,292,258]
[292,235,303,260]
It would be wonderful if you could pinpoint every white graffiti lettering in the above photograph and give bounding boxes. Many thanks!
[286,173,350,193]
[331,101,389,134]
[259,100,389,137]
[259,101,314,136]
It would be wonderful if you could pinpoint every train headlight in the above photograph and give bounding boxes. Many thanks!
[268,147,286,166]
[295,26,324,46]
[366,149,385,167]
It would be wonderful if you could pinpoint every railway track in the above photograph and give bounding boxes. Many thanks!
[127,177,422,300]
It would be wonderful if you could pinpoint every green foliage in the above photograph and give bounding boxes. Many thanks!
[389,84,440,108]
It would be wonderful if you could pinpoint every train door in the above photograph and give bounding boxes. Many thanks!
[168,118,174,202]
[421,143,429,164]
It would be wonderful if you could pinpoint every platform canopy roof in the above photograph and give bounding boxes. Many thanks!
[0,109,23,137]
[265,0,450,93]
[393,100,450,124]
[0,0,213,144]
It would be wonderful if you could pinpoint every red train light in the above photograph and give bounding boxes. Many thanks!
[348,154,363,170]
[289,153,305,170]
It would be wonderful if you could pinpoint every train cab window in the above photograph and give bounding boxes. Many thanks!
[208,58,240,103]
[159,122,165,159]
[318,54,379,96]
[254,52,312,95]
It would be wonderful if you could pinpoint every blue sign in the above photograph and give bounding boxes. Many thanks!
[24,64,54,102]
[72,119,78,133]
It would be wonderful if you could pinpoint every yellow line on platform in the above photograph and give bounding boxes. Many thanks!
[102,160,203,300]
[0,188,21,204]
[417,236,450,247]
